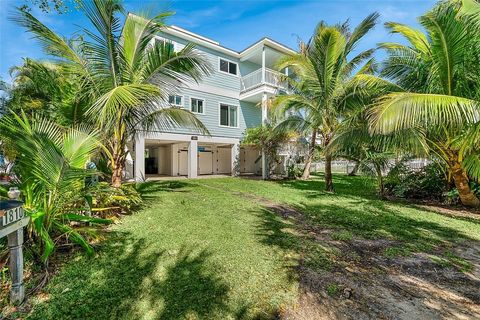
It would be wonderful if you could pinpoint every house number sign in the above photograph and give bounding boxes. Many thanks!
[0,198,29,304]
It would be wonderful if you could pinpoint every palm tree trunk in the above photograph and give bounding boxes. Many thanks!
[450,161,480,208]
[324,153,334,191]
[348,161,360,176]
[374,162,385,198]
[111,152,124,188]
[301,129,317,180]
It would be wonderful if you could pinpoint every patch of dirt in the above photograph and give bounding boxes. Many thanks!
[234,191,480,320]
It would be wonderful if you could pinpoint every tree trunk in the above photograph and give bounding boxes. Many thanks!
[374,162,385,198]
[348,161,360,176]
[301,129,317,180]
[450,162,480,208]
[325,153,334,192]
[111,146,126,188]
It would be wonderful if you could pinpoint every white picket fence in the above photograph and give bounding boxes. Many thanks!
[298,159,431,175]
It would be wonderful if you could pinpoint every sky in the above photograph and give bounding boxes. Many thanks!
[0,0,437,82]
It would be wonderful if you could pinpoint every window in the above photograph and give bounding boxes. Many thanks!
[219,58,237,75]
[219,104,238,127]
[168,95,183,107]
[191,98,204,114]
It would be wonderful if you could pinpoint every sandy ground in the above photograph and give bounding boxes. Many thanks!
[229,189,480,320]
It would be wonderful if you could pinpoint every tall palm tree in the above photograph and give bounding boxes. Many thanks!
[13,0,211,187]
[273,13,379,191]
[367,2,480,207]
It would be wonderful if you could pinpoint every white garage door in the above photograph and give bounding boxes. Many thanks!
[198,150,213,175]
[178,150,188,176]
[216,147,231,174]
[240,147,259,173]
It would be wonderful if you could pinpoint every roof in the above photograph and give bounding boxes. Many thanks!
[162,25,296,58]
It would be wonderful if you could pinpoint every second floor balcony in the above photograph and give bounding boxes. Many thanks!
[241,68,288,93]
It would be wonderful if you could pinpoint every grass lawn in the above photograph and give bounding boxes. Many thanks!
[24,174,480,319]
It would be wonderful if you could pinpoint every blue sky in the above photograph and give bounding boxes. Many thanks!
[0,0,436,82]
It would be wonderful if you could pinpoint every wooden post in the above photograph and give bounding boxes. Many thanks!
[7,228,24,304]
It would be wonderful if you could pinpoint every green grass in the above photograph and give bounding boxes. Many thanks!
[25,175,480,319]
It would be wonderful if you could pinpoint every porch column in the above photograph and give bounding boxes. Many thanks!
[171,144,178,176]
[231,142,240,176]
[261,45,266,84]
[188,140,198,178]
[261,93,268,179]
[134,135,145,182]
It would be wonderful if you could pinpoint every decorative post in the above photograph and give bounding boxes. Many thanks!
[0,188,28,305]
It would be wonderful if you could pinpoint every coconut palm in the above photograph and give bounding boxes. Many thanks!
[13,0,211,187]
[367,1,480,207]
[273,13,379,191]
[0,113,110,263]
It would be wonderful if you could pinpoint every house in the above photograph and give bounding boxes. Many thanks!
[127,25,295,181]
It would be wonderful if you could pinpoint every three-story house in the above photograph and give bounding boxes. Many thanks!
[128,24,294,181]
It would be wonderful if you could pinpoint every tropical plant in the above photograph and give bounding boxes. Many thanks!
[273,13,379,191]
[242,120,295,178]
[6,58,89,126]
[367,1,480,207]
[13,0,212,187]
[0,113,110,263]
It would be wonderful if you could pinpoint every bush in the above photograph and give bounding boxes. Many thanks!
[88,182,142,217]
[385,162,447,200]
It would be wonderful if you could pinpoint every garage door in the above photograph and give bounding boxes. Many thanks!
[198,149,213,175]
[240,147,259,173]
[216,147,231,174]
[178,150,188,176]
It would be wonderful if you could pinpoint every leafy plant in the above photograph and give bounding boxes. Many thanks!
[88,182,142,217]
[0,113,111,263]
[384,161,448,200]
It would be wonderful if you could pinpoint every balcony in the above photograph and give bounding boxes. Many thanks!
[241,68,287,93]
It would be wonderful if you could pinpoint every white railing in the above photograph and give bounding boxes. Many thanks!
[241,68,287,92]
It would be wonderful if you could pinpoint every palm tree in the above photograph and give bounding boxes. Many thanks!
[367,2,480,207]
[13,0,211,187]
[273,13,379,191]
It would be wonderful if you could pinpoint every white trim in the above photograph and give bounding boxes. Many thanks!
[218,57,239,77]
[168,94,184,108]
[218,102,239,128]
[142,131,240,145]
[189,96,206,115]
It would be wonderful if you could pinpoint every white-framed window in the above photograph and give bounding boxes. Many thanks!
[219,103,238,127]
[219,58,238,76]
[168,95,183,107]
[190,97,205,114]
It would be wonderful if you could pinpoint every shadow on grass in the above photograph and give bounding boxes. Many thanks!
[277,174,379,200]
[136,180,190,202]
[28,233,231,319]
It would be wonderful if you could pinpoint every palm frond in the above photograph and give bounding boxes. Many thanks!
[369,92,480,134]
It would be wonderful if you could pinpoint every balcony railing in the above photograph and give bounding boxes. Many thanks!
[241,68,287,92]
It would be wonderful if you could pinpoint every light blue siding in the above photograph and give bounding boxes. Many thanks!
[158,32,241,91]
[164,88,261,138]
[156,32,263,139]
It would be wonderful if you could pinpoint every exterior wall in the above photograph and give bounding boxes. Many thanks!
[157,33,241,91]
[156,32,263,140]
[164,88,261,139]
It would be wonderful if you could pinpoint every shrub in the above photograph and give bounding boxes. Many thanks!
[384,162,447,200]
[87,182,142,217]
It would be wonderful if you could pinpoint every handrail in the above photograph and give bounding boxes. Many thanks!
[241,68,287,92]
